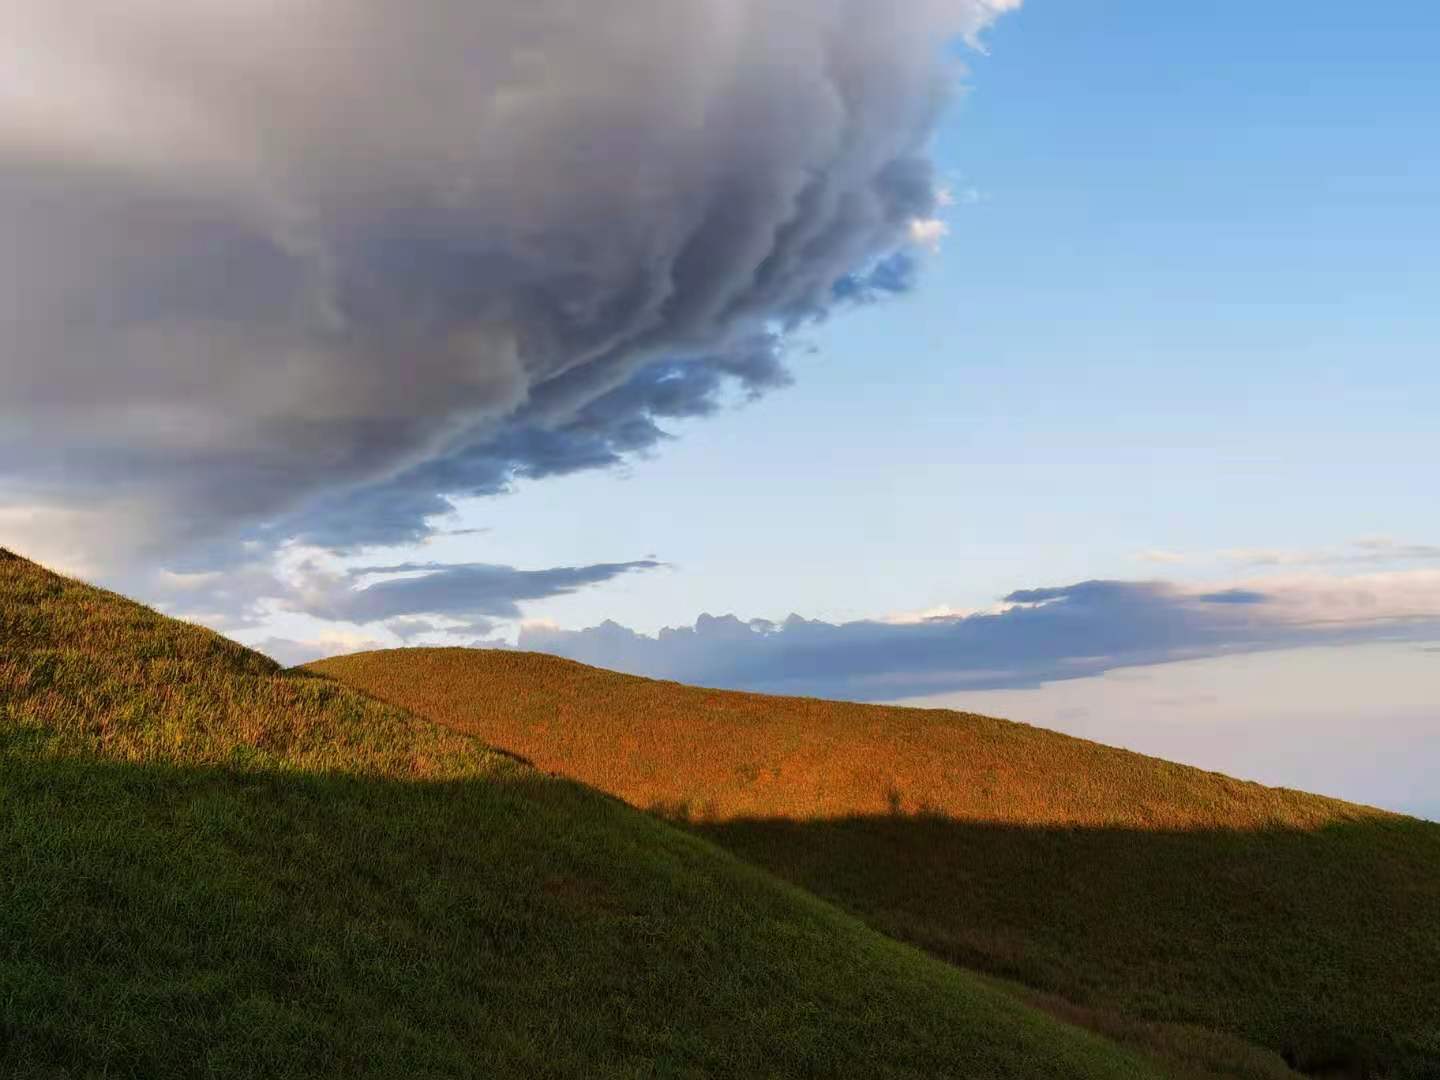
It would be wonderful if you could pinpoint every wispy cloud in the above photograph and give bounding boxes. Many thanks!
[137,545,662,651]
[1134,538,1440,571]
[251,632,393,668]
[295,559,662,624]
[1220,538,1440,568]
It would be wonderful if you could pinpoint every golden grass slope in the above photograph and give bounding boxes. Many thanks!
[313,646,1440,1079]
[309,647,1369,829]
[0,549,1166,1079]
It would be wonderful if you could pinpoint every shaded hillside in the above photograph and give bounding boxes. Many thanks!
[313,646,1440,1079]
[0,550,1161,1079]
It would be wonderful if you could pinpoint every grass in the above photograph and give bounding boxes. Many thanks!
[312,646,1440,1079]
[0,549,1165,1079]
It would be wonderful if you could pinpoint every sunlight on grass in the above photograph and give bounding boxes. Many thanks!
[315,645,1440,1080]
[1,549,1165,1079]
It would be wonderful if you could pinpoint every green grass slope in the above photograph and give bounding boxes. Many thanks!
[312,647,1440,1080]
[0,550,1163,1080]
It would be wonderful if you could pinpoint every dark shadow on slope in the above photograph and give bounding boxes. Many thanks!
[0,750,1160,1080]
[688,811,1440,1080]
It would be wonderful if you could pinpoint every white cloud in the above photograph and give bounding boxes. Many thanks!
[251,631,392,668]
[1142,538,1440,570]
[0,503,159,578]
[1238,570,1440,627]
[908,217,951,251]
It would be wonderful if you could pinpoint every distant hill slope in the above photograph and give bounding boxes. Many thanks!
[0,550,1163,1080]
[313,647,1440,1080]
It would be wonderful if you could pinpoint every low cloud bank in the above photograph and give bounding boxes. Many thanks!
[519,572,1440,700]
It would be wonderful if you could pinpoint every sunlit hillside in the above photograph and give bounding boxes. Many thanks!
[314,646,1440,1080]
[0,550,1168,1079]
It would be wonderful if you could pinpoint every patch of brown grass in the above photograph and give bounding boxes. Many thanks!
[309,646,1374,832]
[312,646,1440,1079]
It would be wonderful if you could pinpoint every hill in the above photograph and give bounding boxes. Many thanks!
[0,549,1167,1079]
[313,647,1440,1080]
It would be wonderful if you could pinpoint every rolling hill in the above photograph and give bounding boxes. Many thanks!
[0,548,1165,1079]
[313,647,1440,1080]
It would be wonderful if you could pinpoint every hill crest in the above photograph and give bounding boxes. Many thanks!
[314,644,1440,1079]
[310,645,1381,831]
[0,548,1168,1079]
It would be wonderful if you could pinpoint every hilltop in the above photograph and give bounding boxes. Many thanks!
[0,549,1162,1079]
[314,646,1440,1079]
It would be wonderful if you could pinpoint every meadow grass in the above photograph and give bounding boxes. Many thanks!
[312,646,1440,1079]
[0,549,1164,1079]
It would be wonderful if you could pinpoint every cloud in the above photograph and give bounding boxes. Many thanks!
[0,0,1017,574]
[132,543,661,655]
[519,571,1440,701]
[907,217,950,251]
[1194,589,1268,605]
[251,633,392,668]
[1350,538,1440,561]
[294,559,661,624]
[1218,538,1440,568]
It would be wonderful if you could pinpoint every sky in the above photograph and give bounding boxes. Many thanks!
[2,2,1437,817]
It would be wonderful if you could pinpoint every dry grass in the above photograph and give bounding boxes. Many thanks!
[0,553,497,782]
[309,647,1373,831]
[313,646,1440,1079]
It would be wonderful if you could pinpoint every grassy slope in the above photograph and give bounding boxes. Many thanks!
[0,550,1162,1080]
[313,647,1440,1079]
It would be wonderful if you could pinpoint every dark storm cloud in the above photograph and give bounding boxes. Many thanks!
[519,578,1440,701]
[1,1,1018,572]
[283,337,793,550]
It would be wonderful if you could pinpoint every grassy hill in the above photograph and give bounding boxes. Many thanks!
[313,647,1440,1079]
[0,549,1168,1080]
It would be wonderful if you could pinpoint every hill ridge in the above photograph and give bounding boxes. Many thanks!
[1,549,1165,1079]
[312,645,1382,830]
[314,644,1440,1079]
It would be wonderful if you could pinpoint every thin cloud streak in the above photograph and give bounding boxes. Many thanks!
[297,559,662,624]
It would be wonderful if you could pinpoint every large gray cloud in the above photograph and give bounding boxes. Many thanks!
[519,574,1440,700]
[0,0,1018,571]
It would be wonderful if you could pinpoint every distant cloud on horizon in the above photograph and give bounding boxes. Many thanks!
[515,570,1440,701]
[1137,538,1440,572]
[142,549,666,655]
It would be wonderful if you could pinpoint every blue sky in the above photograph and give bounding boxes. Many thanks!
[3,1,1437,815]
[387,1,1440,816]
[431,0,1440,630]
